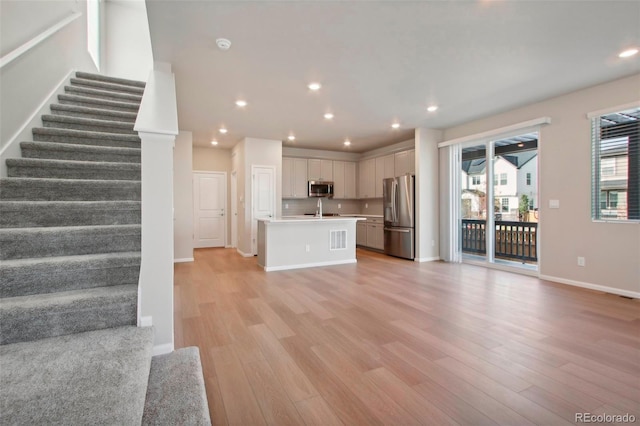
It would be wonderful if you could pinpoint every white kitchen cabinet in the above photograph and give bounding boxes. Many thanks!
[366,219,384,250]
[282,157,308,198]
[308,159,333,181]
[394,149,415,176]
[358,158,375,199]
[374,154,395,197]
[344,161,357,199]
[356,222,367,246]
[333,160,357,199]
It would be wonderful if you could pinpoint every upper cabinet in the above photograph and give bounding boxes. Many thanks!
[308,159,333,181]
[282,157,308,198]
[358,158,375,199]
[394,149,415,176]
[333,161,357,199]
[374,154,395,197]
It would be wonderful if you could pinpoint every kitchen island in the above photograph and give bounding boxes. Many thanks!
[257,216,365,271]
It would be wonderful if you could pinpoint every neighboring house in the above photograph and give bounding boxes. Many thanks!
[599,144,629,220]
[461,152,538,221]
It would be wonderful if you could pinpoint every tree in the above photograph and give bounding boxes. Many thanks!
[519,194,530,220]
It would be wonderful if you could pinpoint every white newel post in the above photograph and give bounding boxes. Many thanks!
[134,63,178,355]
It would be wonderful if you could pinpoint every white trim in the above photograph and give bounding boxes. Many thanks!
[587,101,640,119]
[174,257,194,263]
[438,117,551,148]
[140,316,153,327]
[414,256,440,262]
[540,274,639,299]
[0,12,82,69]
[237,248,254,257]
[224,245,232,248]
[264,259,357,272]
[152,343,174,356]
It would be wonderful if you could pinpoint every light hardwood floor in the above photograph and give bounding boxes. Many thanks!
[174,248,640,425]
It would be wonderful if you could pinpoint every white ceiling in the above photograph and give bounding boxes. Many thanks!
[145,0,640,153]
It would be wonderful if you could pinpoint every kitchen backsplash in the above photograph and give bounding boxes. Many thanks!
[282,198,383,216]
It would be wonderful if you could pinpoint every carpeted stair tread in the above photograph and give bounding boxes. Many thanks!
[0,284,138,345]
[42,114,137,135]
[51,103,137,122]
[20,141,141,163]
[70,77,146,95]
[6,158,141,180]
[76,71,146,88]
[0,325,153,424]
[0,178,141,201]
[0,252,141,298]
[142,347,212,426]
[65,85,142,103]
[0,224,141,260]
[58,93,141,112]
[33,127,140,148]
[0,200,141,228]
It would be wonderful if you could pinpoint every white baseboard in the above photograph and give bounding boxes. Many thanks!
[263,259,357,272]
[139,316,153,327]
[539,274,640,299]
[174,257,194,263]
[152,343,174,356]
[415,256,440,262]
[237,249,254,258]
[1,69,74,177]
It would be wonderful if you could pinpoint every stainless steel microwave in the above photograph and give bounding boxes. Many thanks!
[308,181,334,198]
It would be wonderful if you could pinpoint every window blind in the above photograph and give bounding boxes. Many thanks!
[591,107,640,221]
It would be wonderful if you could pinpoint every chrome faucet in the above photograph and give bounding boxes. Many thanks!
[316,198,323,218]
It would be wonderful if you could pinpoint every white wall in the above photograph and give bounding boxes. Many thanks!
[104,0,153,81]
[442,73,640,296]
[0,0,97,173]
[174,131,193,261]
[415,128,442,261]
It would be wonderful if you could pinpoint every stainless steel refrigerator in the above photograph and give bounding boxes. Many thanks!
[383,175,415,260]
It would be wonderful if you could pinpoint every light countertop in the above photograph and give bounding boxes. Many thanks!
[261,215,367,223]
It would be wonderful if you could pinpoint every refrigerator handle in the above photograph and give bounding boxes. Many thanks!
[391,180,397,223]
[394,180,399,223]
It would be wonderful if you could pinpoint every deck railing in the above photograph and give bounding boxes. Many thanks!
[461,219,538,263]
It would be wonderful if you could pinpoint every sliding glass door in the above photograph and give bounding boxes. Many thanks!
[459,133,539,270]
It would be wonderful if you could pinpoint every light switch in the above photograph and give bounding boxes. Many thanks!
[549,199,560,209]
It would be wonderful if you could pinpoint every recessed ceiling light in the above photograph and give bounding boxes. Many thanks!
[211,140,218,146]
[235,100,247,107]
[219,127,227,134]
[288,135,296,141]
[619,48,639,58]
[517,143,524,147]
[344,139,351,146]
[391,123,400,129]
[427,105,439,112]
[324,113,334,120]
[308,82,321,91]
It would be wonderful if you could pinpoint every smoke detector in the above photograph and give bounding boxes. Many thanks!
[216,38,231,51]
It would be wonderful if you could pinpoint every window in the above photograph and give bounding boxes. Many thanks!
[591,106,639,221]
[526,173,532,185]
[500,173,507,185]
[501,198,509,212]
[472,176,481,185]
[493,174,498,186]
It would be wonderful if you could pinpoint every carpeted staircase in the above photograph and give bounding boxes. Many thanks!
[0,72,210,425]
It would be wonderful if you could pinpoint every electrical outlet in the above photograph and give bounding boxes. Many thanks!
[365,203,368,209]
[305,244,310,252]
[577,256,585,267]
[338,203,341,209]
[285,203,289,209]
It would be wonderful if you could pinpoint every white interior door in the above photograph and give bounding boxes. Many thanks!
[193,172,226,248]
[251,165,276,255]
